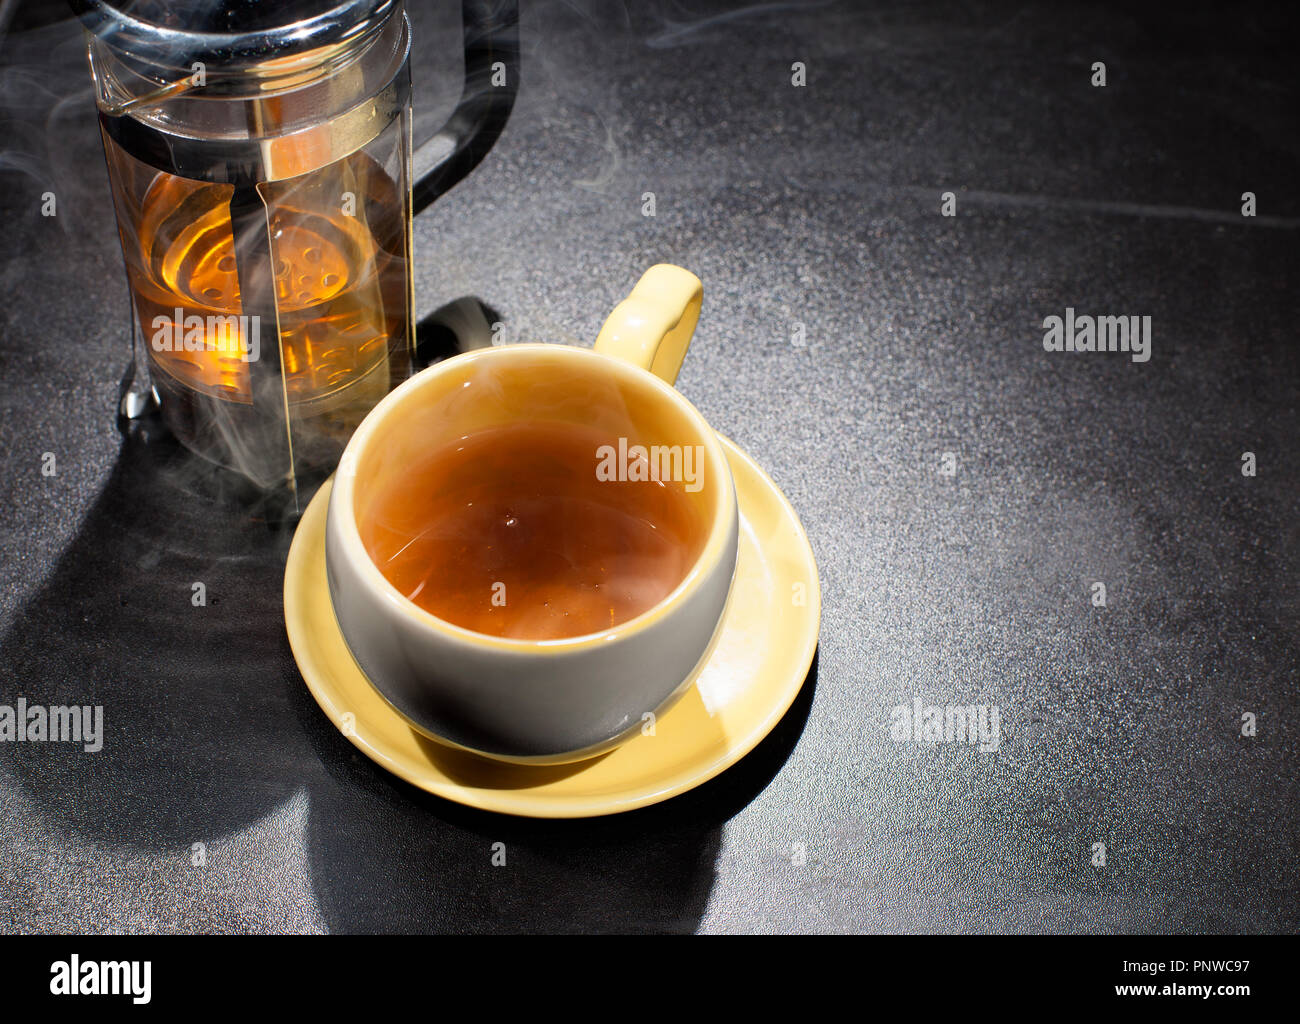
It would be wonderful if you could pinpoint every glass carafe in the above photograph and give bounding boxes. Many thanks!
[76,0,517,503]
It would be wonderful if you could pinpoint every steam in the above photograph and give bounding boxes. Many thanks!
[645,0,839,49]
[0,0,761,509]
[0,16,102,234]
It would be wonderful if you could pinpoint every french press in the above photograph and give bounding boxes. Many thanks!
[73,0,517,501]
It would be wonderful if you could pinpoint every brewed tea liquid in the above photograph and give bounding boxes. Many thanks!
[99,130,411,484]
[359,421,709,640]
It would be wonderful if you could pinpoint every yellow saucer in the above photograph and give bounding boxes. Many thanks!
[283,434,820,818]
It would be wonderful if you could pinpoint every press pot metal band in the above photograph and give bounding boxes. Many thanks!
[98,69,410,187]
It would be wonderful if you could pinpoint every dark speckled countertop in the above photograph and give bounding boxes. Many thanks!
[0,1,1296,933]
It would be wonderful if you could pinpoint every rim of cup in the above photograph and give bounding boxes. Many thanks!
[329,343,737,653]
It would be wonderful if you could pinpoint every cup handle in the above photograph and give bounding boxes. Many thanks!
[594,265,703,386]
